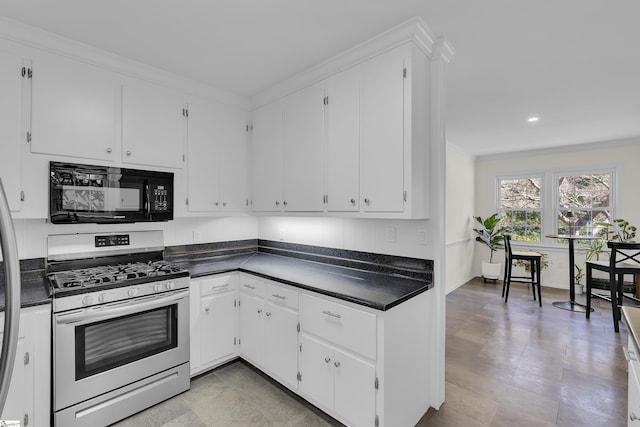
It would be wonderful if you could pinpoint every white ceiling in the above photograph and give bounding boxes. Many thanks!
[1,1,639,157]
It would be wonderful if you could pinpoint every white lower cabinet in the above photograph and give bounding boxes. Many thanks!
[628,333,640,425]
[238,274,300,391]
[189,274,238,377]
[299,334,376,427]
[0,304,51,427]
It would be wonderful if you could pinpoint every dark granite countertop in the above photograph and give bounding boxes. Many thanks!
[174,249,431,311]
[0,278,51,312]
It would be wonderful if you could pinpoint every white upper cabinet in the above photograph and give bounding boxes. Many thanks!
[325,66,361,212]
[122,83,186,169]
[360,47,406,213]
[282,83,325,212]
[251,101,283,212]
[30,55,119,162]
[187,99,247,213]
[0,51,23,211]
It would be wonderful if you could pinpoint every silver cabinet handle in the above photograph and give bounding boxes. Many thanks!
[272,294,286,300]
[364,198,370,205]
[322,310,341,319]
[243,284,256,290]
[106,147,112,154]
[126,150,132,156]
[324,357,331,364]
[334,361,341,368]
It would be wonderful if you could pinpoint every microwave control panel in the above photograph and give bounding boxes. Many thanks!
[152,185,169,211]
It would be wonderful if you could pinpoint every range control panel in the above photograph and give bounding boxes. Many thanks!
[95,234,130,248]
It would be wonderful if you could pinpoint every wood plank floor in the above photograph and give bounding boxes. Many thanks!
[417,277,629,427]
[114,278,630,426]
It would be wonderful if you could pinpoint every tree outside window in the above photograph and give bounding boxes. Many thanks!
[498,177,542,241]
[557,173,611,236]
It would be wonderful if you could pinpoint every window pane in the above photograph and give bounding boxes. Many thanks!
[498,177,542,242]
[556,172,611,236]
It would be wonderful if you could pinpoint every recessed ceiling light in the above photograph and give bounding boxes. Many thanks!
[527,117,539,122]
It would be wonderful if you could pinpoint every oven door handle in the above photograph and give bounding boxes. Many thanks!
[55,290,188,325]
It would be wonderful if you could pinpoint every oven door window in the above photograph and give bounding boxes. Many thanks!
[75,305,178,380]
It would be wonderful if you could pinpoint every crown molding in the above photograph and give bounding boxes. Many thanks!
[475,135,640,161]
[0,16,249,110]
[250,16,453,109]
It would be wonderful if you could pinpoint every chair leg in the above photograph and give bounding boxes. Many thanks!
[504,262,512,303]
[502,261,508,297]
[530,260,536,301]
[536,259,542,307]
[586,265,592,318]
[610,270,620,333]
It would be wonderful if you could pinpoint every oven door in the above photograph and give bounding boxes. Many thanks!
[53,289,189,411]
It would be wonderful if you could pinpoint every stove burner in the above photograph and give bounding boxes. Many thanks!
[49,260,185,290]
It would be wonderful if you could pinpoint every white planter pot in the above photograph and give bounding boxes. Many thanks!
[574,284,584,295]
[482,261,502,280]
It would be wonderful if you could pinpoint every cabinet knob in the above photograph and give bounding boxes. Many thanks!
[364,198,370,205]
[222,202,227,207]
[266,312,271,317]
[324,357,331,364]
[350,198,356,205]
[205,307,210,313]
[106,147,112,154]
[257,309,263,314]
[126,150,132,156]
[631,413,639,421]
[283,201,288,207]
[334,361,341,368]
[215,202,219,206]
[275,201,280,207]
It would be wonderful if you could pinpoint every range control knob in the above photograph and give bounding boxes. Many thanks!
[165,281,175,290]
[82,295,94,306]
[128,288,139,297]
[154,284,163,292]
[98,292,107,303]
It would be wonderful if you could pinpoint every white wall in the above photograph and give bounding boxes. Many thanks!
[445,144,475,294]
[11,216,258,260]
[473,138,640,289]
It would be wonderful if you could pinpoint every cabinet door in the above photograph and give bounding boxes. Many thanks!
[0,338,26,422]
[200,291,237,366]
[251,102,282,212]
[30,55,118,161]
[299,334,334,412]
[189,280,202,374]
[216,107,248,212]
[122,84,185,169]
[333,348,376,427]
[264,301,298,389]
[187,100,247,212]
[326,66,360,212]
[360,48,405,213]
[239,292,265,367]
[282,84,324,212]
[0,51,23,211]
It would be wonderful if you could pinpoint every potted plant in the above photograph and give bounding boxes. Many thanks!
[574,264,584,295]
[474,214,506,281]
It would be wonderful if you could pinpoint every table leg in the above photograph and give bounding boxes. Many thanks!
[553,237,594,312]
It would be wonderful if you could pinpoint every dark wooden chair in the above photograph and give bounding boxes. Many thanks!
[502,234,542,306]
[586,241,640,332]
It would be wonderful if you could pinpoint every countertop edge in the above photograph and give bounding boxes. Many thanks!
[623,306,640,347]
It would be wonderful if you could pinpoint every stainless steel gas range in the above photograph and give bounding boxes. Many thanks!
[47,230,190,427]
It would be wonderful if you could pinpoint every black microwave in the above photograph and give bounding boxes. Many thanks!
[49,161,174,224]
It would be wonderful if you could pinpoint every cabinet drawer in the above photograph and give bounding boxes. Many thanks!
[239,274,266,297]
[300,293,376,360]
[200,274,236,296]
[266,283,298,310]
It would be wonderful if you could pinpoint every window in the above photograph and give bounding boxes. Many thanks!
[498,177,542,241]
[556,172,612,236]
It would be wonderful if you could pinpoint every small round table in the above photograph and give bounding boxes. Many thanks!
[546,234,599,312]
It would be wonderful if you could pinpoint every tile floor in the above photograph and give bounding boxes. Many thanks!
[113,278,630,426]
